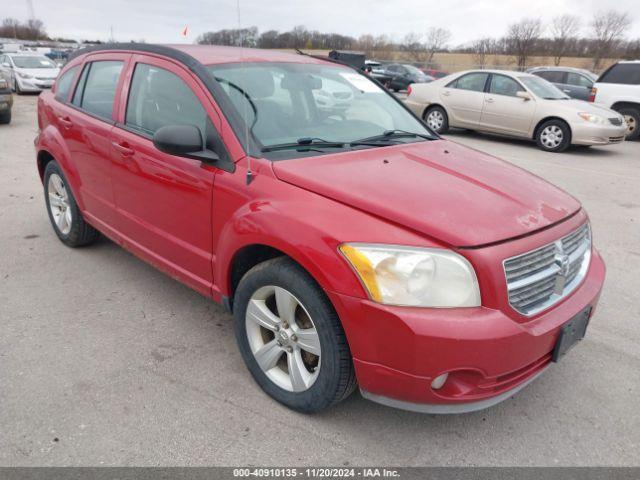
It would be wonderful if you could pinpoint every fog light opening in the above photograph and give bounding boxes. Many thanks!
[431,373,449,390]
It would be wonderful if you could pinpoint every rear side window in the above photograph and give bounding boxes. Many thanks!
[535,71,565,83]
[125,63,208,136]
[54,66,79,102]
[74,61,124,120]
[489,75,524,97]
[566,72,593,87]
[448,73,488,92]
[599,64,640,85]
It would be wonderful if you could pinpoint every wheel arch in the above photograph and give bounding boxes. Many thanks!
[422,102,448,120]
[532,116,572,141]
[611,101,640,113]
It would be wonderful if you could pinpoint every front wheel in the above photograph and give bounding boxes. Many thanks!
[234,257,357,413]
[44,161,99,247]
[423,105,449,134]
[535,120,571,152]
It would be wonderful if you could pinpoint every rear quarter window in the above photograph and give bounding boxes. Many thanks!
[599,64,640,85]
[54,66,79,102]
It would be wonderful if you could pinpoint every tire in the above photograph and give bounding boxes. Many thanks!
[423,105,449,134]
[43,160,99,247]
[535,119,571,152]
[233,257,357,413]
[0,110,10,124]
[14,78,23,95]
[617,107,640,141]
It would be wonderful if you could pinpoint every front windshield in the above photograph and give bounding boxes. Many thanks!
[11,56,57,69]
[519,76,569,100]
[207,62,435,157]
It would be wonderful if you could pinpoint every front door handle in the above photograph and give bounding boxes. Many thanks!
[563,89,571,93]
[442,90,451,96]
[112,141,135,157]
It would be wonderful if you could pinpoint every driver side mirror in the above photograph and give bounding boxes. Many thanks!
[517,91,532,101]
[153,125,219,162]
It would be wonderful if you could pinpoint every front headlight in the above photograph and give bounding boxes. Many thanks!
[16,71,33,79]
[339,243,481,307]
[578,112,606,124]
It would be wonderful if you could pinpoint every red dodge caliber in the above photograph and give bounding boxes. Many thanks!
[35,44,605,413]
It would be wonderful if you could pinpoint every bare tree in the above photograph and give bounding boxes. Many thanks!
[424,27,451,66]
[550,15,581,65]
[506,18,543,70]
[401,32,426,61]
[590,10,632,70]
[470,37,495,68]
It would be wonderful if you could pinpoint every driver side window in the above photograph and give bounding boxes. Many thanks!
[489,75,524,97]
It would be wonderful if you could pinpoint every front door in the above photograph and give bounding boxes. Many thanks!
[480,74,536,136]
[110,55,222,295]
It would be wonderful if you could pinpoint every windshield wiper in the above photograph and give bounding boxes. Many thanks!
[350,129,433,147]
[261,138,346,152]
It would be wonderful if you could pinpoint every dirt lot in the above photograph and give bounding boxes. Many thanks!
[1,95,639,466]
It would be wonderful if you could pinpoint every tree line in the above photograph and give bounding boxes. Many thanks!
[197,10,636,71]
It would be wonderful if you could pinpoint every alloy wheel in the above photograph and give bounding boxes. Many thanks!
[540,125,564,149]
[426,110,444,131]
[245,285,321,392]
[624,115,636,136]
[47,173,72,235]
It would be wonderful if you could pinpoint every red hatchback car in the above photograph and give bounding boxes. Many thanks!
[36,44,605,413]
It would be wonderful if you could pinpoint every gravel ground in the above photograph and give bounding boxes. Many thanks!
[1,94,639,466]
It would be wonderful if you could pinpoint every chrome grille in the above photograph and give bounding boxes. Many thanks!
[504,223,591,315]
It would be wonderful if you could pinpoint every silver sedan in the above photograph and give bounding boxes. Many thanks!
[404,69,627,152]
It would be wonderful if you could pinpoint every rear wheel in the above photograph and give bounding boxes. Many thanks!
[535,119,571,152]
[423,105,449,134]
[44,161,99,247]
[617,107,639,140]
[234,257,357,413]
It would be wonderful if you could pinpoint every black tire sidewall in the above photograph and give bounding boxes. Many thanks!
[536,120,571,152]
[233,258,350,413]
[43,161,84,246]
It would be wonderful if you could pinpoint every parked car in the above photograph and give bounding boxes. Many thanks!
[384,63,434,91]
[405,69,627,152]
[527,66,597,101]
[422,68,449,79]
[365,60,394,87]
[0,52,61,93]
[0,77,12,124]
[312,77,354,114]
[36,44,605,414]
[589,60,640,140]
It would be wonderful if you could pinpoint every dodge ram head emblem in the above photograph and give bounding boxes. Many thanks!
[553,245,571,294]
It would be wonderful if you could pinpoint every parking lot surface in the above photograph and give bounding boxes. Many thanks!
[1,95,639,466]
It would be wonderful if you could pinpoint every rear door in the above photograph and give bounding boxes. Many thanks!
[55,53,130,225]
[109,54,226,296]
[480,74,536,136]
[441,72,489,127]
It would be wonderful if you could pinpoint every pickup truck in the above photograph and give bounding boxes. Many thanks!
[589,60,640,140]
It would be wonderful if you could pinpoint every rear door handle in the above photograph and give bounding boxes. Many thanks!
[58,116,73,128]
[485,97,494,103]
[112,141,135,157]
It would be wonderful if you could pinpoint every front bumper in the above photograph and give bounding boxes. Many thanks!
[328,246,605,414]
[571,121,627,145]
[16,77,54,92]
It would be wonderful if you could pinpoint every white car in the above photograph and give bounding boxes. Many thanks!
[0,53,60,94]
[312,77,354,113]
[589,60,640,140]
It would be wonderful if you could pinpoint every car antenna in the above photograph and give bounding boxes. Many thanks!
[237,0,253,185]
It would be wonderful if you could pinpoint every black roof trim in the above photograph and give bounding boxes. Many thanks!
[68,43,262,157]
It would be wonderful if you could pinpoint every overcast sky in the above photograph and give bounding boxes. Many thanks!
[3,0,638,45]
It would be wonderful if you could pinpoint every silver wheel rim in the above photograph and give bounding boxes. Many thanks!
[426,110,444,131]
[245,286,321,392]
[624,115,636,135]
[540,125,564,149]
[47,173,72,235]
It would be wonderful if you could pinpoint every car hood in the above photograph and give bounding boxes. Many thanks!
[16,68,59,78]
[542,98,620,118]
[272,140,581,247]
